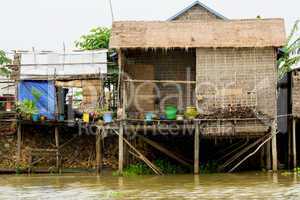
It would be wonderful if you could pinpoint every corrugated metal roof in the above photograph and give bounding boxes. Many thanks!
[20,50,108,79]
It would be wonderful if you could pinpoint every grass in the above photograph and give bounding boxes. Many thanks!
[113,159,191,176]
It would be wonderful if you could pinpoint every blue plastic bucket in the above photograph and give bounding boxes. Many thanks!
[145,112,153,121]
[32,114,39,122]
[59,114,65,121]
[103,112,113,123]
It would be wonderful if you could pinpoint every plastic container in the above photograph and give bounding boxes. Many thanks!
[185,106,198,119]
[59,114,64,121]
[83,112,89,123]
[103,112,113,123]
[32,114,39,122]
[145,112,153,121]
[165,105,177,120]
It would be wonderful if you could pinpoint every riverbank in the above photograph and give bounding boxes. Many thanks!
[0,172,299,199]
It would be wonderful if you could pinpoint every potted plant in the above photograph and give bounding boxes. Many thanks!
[17,99,39,120]
[17,87,42,121]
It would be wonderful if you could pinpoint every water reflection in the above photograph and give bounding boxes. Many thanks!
[0,172,299,199]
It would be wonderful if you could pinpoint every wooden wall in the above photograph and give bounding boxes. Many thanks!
[123,49,196,112]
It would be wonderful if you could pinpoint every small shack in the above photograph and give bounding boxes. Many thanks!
[110,1,286,173]
[8,49,108,173]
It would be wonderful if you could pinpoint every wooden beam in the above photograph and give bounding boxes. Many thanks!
[138,135,192,167]
[54,127,61,173]
[266,141,271,170]
[293,118,297,169]
[271,121,278,172]
[96,128,103,174]
[194,122,200,174]
[124,79,196,84]
[229,133,274,172]
[113,129,163,175]
[260,144,265,169]
[16,123,21,171]
[118,122,124,174]
[288,121,292,169]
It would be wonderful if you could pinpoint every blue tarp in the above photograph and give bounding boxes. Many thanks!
[18,80,56,120]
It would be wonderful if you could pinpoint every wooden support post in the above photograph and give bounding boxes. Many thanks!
[260,145,265,169]
[96,128,103,174]
[194,122,200,174]
[266,141,271,170]
[123,133,129,167]
[55,127,61,173]
[118,122,124,174]
[293,118,297,169]
[271,121,278,172]
[288,121,292,169]
[16,122,22,171]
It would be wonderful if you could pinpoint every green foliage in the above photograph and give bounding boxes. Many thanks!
[31,88,42,103]
[278,20,300,80]
[17,99,39,117]
[0,50,11,77]
[113,159,190,176]
[75,27,111,50]
[200,161,218,173]
[17,88,42,118]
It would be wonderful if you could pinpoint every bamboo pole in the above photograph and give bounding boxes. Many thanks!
[266,141,271,170]
[113,129,163,175]
[138,135,192,167]
[55,127,61,173]
[229,133,275,172]
[96,128,103,174]
[124,79,196,84]
[194,122,200,174]
[288,121,292,169]
[293,118,297,169]
[260,144,265,169]
[16,123,21,171]
[118,122,124,174]
[271,121,278,172]
[218,135,268,171]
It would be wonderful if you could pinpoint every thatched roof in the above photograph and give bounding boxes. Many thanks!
[110,19,286,49]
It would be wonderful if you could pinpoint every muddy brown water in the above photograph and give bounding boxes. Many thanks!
[0,172,299,199]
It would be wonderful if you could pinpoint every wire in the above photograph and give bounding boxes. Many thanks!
[108,0,115,22]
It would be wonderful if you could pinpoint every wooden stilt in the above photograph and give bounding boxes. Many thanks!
[260,145,265,169]
[118,122,124,174]
[138,135,192,167]
[55,127,61,173]
[194,122,200,174]
[271,121,278,172]
[293,118,297,169]
[96,128,103,174]
[266,141,271,170]
[288,121,292,169]
[16,123,21,171]
[123,125,129,167]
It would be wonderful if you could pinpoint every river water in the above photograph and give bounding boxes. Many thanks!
[0,172,299,199]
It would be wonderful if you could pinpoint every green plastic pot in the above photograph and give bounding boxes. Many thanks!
[165,105,177,120]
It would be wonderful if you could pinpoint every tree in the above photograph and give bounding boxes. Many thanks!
[75,27,111,50]
[278,20,300,80]
[0,50,11,77]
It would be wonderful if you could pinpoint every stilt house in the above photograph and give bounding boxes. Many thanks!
[110,1,286,172]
